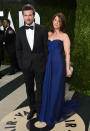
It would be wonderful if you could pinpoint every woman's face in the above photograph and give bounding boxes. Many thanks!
[53,16,62,30]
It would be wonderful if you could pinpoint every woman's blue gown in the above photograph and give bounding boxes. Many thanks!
[39,40,78,126]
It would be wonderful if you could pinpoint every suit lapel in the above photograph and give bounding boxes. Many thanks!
[33,24,38,50]
[22,27,31,51]
[22,24,39,52]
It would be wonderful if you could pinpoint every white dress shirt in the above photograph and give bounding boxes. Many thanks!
[0,25,4,31]
[25,22,35,51]
[4,27,9,34]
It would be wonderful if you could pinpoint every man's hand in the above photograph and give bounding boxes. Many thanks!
[8,30,13,34]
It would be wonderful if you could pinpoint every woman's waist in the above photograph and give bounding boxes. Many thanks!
[49,50,64,55]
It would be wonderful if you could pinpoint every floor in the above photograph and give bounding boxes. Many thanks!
[0,65,88,131]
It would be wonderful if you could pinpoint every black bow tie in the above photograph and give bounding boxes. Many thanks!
[24,26,34,30]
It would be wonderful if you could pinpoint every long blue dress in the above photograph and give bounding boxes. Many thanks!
[39,39,78,126]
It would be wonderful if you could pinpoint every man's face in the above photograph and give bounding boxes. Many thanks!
[3,20,8,28]
[23,10,35,25]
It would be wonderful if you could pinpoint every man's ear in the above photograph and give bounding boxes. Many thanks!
[34,18,35,22]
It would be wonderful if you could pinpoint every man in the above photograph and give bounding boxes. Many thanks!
[3,19,19,75]
[0,20,4,78]
[16,4,48,120]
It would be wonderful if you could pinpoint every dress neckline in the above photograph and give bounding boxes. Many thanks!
[48,39,63,43]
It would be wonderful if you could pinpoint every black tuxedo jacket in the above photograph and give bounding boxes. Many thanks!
[0,30,4,43]
[16,23,48,72]
[4,26,16,53]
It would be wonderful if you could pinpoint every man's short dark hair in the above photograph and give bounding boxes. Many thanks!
[4,19,10,25]
[22,4,35,16]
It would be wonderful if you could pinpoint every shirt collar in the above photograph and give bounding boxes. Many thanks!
[5,26,9,31]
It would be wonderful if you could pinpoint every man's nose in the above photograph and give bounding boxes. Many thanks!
[27,16,30,19]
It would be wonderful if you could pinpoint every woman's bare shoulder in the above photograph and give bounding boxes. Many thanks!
[63,32,69,39]
[48,31,53,37]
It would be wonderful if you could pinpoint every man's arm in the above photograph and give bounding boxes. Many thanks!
[16,30,23,70]
[0,30,4,43]
[42,27,48,61]
[6,28,16,43]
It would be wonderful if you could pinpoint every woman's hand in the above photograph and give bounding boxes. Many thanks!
[66,69,72,77]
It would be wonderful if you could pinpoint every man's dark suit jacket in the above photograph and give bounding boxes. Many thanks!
[4,26,16,55]
[16,23,48,72]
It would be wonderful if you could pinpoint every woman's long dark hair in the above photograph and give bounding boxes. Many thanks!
[50,13,66,33]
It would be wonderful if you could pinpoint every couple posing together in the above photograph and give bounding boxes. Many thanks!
[16,4,78,129]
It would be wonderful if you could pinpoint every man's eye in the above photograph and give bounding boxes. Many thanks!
[24,15,32,16]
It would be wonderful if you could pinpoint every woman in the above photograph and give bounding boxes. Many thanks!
[39,13,78,129]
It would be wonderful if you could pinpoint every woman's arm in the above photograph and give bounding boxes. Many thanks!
[63,33,72,77]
